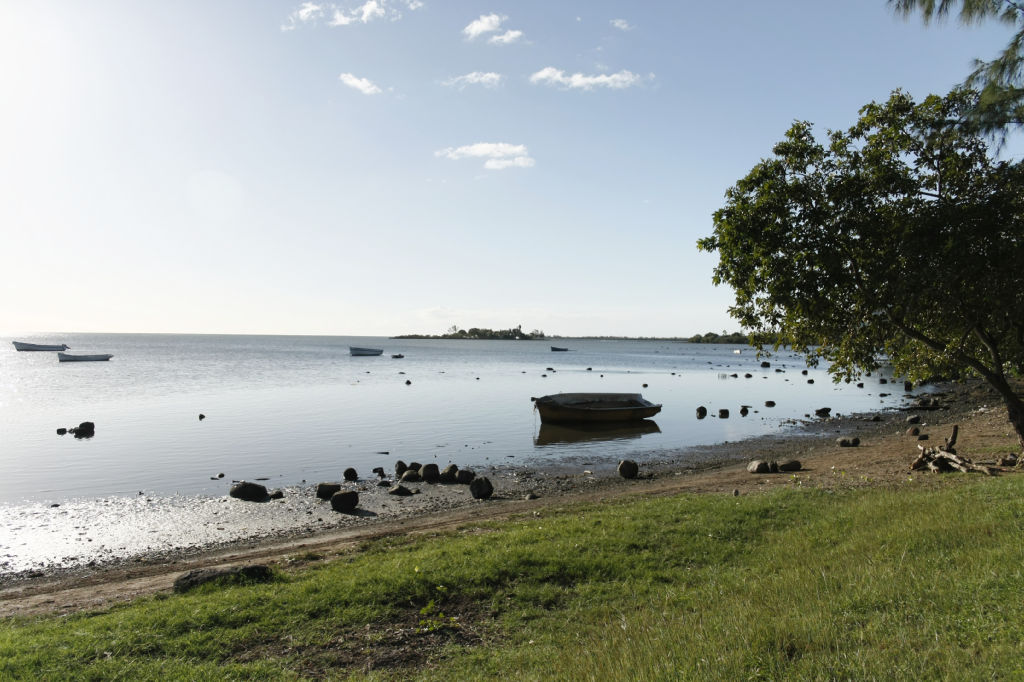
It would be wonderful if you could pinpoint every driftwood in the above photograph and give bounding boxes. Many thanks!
[910,425,996,476]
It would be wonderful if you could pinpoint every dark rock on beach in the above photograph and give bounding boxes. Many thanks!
[400,469,422,483]
[71,422,96,439]
[696,406,708,419]
[439,464,459,483]
[617,459,639,479]
[420,463,440,483]
[836,437,861,448]
[718,408,730,419]
[395,460,408,477]
[330,490,359,513]
[388,484,414,496]
[747,460,770,474]
[455,469,476,485]
[56,428,67,436]
[469,476,494,499]
[316,482,342,500]
[778,459,801,472]
[343,467,358,482]
[173,565,274,593]
[765,400,776,407]
[229,481,268,502]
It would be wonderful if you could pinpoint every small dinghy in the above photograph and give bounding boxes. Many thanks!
[532,393,662,424]
[58,352,113,362]
[350,347,383,356]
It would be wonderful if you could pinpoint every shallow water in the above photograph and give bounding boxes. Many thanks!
[0,334,914,573]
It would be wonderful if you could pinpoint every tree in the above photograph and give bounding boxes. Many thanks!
[698,89,1024,450]
[891,0,1024,136]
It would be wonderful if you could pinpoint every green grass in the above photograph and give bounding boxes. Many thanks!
[2,475,1023,680]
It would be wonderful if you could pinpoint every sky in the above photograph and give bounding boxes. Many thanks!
[0,1,1018,338]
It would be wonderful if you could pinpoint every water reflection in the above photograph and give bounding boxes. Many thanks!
[534,420,661,446]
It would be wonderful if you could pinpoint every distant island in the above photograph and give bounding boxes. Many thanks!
[393,327,749,344]
[393,325,546,341]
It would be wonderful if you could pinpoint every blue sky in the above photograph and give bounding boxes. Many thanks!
[0,1,1017,337]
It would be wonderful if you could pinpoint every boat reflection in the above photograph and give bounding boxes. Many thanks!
[534,420,661,446]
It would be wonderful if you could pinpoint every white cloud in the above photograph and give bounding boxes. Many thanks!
[283,0,420,30]
[463,13,505,39]
[435,142,534,170]
[529,67,647,91]
[610,18,633,31]
[281,2,324,30]
[339,72,382,94]
[442,71,503,89]
[489,29,523,45]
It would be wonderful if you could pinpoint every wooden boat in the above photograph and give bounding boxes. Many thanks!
[13,341,70,351]
[532,392,662,424]
[350,347,384,356]
[58,352,113,362]
[550,346,570,352]
[391,354,404,359]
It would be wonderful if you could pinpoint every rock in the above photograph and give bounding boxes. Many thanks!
[315,482,342,500]
[372,467,386,478]
[739,406,749,417]
[765,400,776,407]
[815,407,832,418]
[524,492,539,500]
[173,565,274,593]
[856,382,864,388]
[420,463,440,483]
[760,361,771,368]
[696,406,708,419]
[229,481,268,502]
[439,464,459,483]
[747,460,770,474]
[997,454,1019,467]
[198,414,206,421]
[879,378,888,384]
[836,438,859,448]
[718,408,730,419]
[807,379,815,384]
[388,485,414,496]
[617,460,639,479]
[906,426,921,436]
[469,476,494,499]
[408,461,422,472]
[395,460,408,477]
[906,415,921,424]
[778,459,801,472]
[455,469,476,484]
[400,469,422,483]
[343,467,358,481]
[72,421,96,439]
[769,460,780,473]
[917,434,930,441]
[330,490,359,513]
[852,437,861,446]
[801,370,808,375]
[732,489,740,496]
[56,428,67,435]
[268,489,285,500]
[744,373,753,378]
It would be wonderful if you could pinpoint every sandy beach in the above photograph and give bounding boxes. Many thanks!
[1,377,1019,618]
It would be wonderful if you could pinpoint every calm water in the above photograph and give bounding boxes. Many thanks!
[1,333,912,505]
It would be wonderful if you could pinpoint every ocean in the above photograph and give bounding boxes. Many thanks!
[1,333,911,506]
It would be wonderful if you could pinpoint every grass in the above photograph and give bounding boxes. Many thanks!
[2,475,1023,680]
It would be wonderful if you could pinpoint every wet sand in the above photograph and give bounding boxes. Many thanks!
[1,378,1019,617]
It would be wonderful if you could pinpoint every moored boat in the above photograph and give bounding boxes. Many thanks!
[532,392,662,424]
[391,354,404,359]
[550,346,570,352]
[58,352,113,362]
[350,347,384,356]
[13,341,70,351]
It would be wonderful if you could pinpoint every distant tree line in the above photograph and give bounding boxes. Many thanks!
[394,324,545,340]
[686,331,749,344]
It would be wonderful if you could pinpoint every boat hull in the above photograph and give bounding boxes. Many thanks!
[349,347,383,356]
[533,392,662,424]
[58,353,113,362]
[13,341,69,351]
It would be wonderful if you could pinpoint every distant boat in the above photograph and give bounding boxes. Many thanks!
[58,352,113,362]
[350,347,384,356]
[733,349,742,354]
[532,392,662,424]
[391,354,404,359]
[12,341,70,351]
[550,346,571,352]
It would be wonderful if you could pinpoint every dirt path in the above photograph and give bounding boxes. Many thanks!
[2,380,1018,618]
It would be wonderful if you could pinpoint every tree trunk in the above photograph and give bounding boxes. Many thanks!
[989,375,1024,453]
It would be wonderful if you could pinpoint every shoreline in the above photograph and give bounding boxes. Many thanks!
[1,377,1018,617]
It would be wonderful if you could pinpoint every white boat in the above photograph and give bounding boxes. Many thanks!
[13,341,70,351]
[58,352,113,362]
[350,347,383,356]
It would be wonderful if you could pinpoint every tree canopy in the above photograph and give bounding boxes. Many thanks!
[698,89,1024,448]
[891,0,1024,135]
